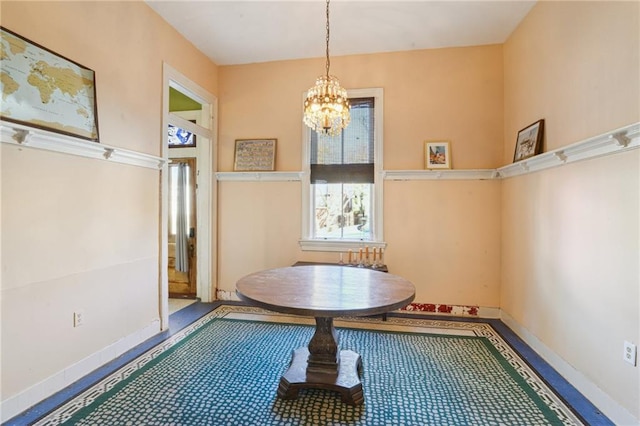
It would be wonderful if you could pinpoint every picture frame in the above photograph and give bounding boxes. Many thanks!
[425,141,451,169]
[0,27,99,142]
[513,119,544,162]
[233,139,277,171]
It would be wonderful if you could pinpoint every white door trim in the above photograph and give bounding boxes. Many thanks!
[161,63,218,330]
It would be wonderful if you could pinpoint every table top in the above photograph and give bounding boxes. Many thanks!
[236,265,415,318]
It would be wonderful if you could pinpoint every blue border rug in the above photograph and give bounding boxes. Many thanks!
[34,307,583,425]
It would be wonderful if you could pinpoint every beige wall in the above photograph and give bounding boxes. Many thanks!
[0,0,218,406]
[502,1,639,420]
[217,45,504,308]
[503,1,639,160]
[384,180,501,306]
[220,45,504,171]
[218,181,302,284]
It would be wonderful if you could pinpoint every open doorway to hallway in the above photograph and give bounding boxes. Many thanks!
[162,63,218,328]
[168,157,197,299]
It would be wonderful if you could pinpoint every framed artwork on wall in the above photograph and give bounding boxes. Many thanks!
[234,138,277,171]
[513,119,544,162]
[425,141,451,169]
[0,27,99,142]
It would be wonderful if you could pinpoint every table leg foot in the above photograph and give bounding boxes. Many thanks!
[277,348,364,406]
[277,380,299,400]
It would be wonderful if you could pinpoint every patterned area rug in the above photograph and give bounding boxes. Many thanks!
[35,306,583,425]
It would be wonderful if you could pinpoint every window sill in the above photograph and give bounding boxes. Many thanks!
[299,239,387,252]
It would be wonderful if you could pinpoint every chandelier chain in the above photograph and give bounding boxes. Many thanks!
[325,0,330,77]
[303,0,350,136]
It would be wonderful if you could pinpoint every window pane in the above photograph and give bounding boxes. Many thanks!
[313,183,371,240]
[168,123,196,147]
[310,97,375,184]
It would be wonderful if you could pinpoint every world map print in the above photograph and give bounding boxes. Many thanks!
[0,28,98,141]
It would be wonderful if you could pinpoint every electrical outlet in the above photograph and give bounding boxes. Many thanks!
[73,310,85,328]
[623,341,636,366]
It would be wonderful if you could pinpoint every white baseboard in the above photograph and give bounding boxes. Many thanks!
[0,319,161,423]
[500,311,638,426]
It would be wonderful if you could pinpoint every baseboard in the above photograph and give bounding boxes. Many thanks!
[0,319,161,423]
[500,310,638,426]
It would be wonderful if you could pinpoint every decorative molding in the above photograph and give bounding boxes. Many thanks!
[9,120,632,179]
[387,122,639,181]
[497,122,640,179]
[0,121,165,170]
[216,123,638,183]
[384,169,496,181]
[216,171,302,182]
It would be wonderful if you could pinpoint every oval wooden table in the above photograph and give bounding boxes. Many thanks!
[236,265,415,405]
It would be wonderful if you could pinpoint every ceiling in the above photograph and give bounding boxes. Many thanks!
[146,1,536,66]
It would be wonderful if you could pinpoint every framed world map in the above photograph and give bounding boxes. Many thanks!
[0,27,99,142]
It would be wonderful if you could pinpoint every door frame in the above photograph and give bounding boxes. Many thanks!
[160,63,218,330]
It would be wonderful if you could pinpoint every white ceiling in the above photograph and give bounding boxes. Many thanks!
[146,1,536,66]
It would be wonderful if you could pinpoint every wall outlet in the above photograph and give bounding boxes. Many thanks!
[623,341,637,366]
[73,310,85,328]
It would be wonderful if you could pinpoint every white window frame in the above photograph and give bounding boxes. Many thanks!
[299,87,385,252]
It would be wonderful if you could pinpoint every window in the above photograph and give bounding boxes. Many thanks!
[300,88,384,251]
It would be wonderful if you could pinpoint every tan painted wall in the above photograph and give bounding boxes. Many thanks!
[217,46,504,307]
[502,1,640,420]
[1,1,218,404]
[218,181,302,284]
[503,1,639,160]
[220,45,504,171]
[384,180,501,306]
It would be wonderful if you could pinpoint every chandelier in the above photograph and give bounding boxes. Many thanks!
[303,0,350,136]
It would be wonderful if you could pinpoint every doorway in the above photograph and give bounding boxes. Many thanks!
[161,63,217,329]
[168,158,197,298]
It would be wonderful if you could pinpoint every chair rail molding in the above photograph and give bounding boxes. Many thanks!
[216,120,638,183]
[386,122,639,181]
[0,121,165,170]
[497,122,639,179]
[384,169,497,181]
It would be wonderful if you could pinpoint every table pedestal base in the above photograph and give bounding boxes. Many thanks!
[277,347,364,405]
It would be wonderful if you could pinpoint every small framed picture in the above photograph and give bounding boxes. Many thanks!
[514,119,544,162]
[425,141,451,169]
[234,138,277,171]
